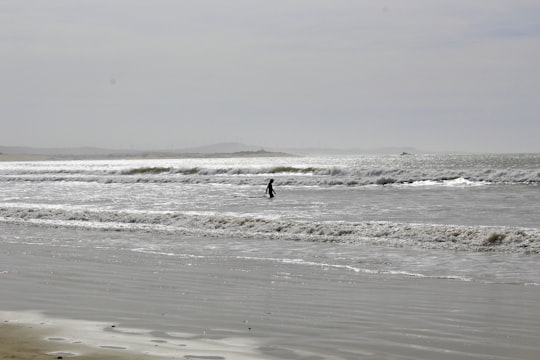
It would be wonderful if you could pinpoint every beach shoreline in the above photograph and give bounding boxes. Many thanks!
[2,223,540,360]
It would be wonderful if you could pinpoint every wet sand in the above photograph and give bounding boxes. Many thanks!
[1,225,540,359]
[0,323,57,360]
[0,322,155,360]
[0,315,263,360]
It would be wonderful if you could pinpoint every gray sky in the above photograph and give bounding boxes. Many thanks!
[1,0,539,152]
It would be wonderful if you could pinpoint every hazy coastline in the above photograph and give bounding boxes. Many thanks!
[0,143,438,162]
[0,149,295,162]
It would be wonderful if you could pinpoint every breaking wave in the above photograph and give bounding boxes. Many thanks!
[1,206,538,254]
[1,165,538,187]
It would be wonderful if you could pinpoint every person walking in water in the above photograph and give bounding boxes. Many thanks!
[265,179,276,198]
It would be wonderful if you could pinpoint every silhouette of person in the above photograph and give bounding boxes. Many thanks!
[265,179,276,198]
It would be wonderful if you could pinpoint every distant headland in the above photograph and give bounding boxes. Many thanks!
[0,145,295,161]
[0,142,430,161]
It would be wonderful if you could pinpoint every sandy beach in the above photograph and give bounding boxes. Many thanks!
[0,322,160,360]
[1,223,540,359]
[0,315,264,360]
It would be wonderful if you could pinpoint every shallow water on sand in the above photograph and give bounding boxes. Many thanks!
[1,224,540,359]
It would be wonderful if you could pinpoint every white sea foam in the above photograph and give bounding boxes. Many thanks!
[1,205,538,253]
[225,255,474,282]
[0,169,535,186]
[1,155,538,186]
[1,155,539,253]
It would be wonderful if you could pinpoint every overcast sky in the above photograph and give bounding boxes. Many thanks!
[1,0,539,152]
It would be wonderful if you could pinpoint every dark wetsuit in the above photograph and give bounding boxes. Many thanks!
[266,180,275,198]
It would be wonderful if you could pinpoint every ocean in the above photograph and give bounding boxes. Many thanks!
[1,153,539,359]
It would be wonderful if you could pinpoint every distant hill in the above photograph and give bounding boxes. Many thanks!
[0,146,120,156]
[176,142,261,154]
[0,143,264,156]
[0,144,294,161]
[280,146,423,155]
[0,143,427,161]
[177,143,425,155]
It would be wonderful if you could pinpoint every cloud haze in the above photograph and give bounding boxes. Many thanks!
[1,0,539,152]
